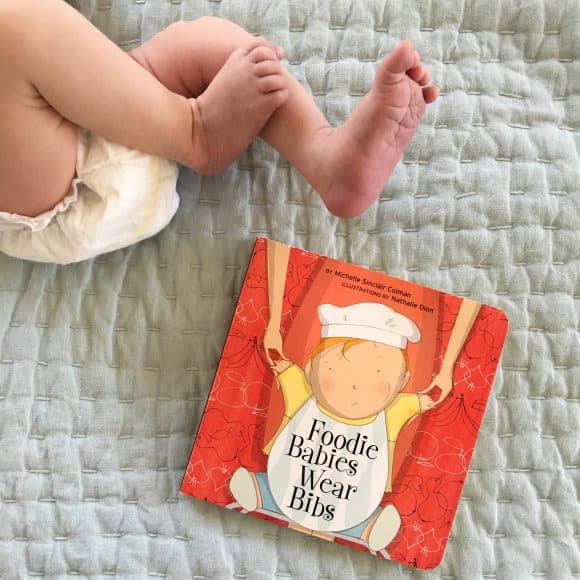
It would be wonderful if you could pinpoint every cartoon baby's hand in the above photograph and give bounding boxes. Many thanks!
[263,324,286,366]
[270,358,293,375]
[418,394,436,412]
[418,368,454,407]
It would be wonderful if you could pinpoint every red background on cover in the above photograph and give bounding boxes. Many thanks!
[181,238,508,570]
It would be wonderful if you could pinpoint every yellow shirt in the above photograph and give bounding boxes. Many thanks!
[263,364,421,492]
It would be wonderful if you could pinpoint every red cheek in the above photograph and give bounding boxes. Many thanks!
[374,381,390,397]
[320,378,334,392]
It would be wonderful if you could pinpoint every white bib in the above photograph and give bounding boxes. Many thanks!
[267,397,389,532]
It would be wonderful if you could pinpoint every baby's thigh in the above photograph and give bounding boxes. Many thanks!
[0,19,78,217]
[130,17,256,96]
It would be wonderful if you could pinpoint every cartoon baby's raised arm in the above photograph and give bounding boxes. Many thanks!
[419,298,481,406]
[264,240,291,370]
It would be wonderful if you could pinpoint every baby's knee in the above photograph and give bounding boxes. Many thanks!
[171,16,253,45]
[0,0,27,19]
[0,1,40,67]
[0,0,65,51]
[193,15,250,34]
[0,0,31,41]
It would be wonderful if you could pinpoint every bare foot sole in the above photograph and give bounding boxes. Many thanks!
[362,504,402,551]
[189,37,288,175]
[229,467,263,510]
[316,41,439,218]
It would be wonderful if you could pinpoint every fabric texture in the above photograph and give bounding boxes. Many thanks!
[0,0,579,578]
[0,128,179,264]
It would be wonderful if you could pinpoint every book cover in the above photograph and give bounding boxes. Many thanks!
[180,238,508,569]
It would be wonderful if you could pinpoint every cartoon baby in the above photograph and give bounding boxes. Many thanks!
[230,302,436,551]
[229,241,480,552]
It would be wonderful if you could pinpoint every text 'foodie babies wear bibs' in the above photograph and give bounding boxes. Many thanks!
[267,397,388,532]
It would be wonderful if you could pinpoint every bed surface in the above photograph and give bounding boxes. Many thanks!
[0,0,579,578]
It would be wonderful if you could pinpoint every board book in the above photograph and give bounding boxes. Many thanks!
[180,238,508,569]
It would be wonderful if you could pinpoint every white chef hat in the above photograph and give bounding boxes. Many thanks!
[318,303,421,349]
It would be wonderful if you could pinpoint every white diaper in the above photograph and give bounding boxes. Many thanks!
[0,128,180,265]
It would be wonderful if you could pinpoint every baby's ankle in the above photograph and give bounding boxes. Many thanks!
[180,98,213,174]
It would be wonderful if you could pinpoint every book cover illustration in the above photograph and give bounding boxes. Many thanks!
[181,238,508,569]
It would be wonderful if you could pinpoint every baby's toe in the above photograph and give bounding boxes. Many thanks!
[254,59,282,78]
[258,73,285,94]
[264,88,288,109]
[407,65,430,86]
[422,86,439,104]
[248,45,278,64]
[380,40,418,77]
[245,36,278,55]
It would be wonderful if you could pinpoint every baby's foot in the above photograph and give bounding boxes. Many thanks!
[229,467,262,510]
[363,504,402,551]
[318,41,439,217]
[189,38,288,175]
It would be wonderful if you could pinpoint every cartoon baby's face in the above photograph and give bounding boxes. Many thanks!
[306,341,410,420]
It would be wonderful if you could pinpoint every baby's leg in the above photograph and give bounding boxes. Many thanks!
[129,18,288,175]
[0,2,286,217]
[259,42,439,217]
[133,17,438,217]
[0,3,80,217]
